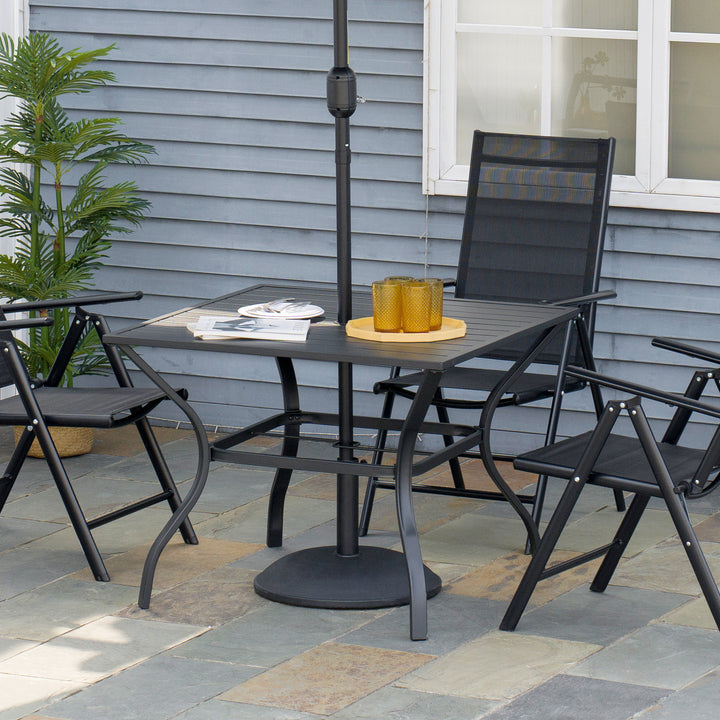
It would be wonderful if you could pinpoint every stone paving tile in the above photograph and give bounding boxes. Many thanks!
[555,507,703,557]
[195,495,336,544]
[0,639,35,663]
[118,565,265,627]
[0,578,138,642]
[91,426,193,458]
[95,439,201,484]
[364,490,485,535]
[39,653,259,720]
[337,592,506,655]
[610,539,720,596]
[396,631,601,701]
[481,674,667,720]
[0,674,85,720]
[4,477,170,524]
[660,597,716,629]
[413,511,532,566]
[0,518,66,553]
[446,550,603,606]
[174,602,389,668]
[0,616,206,684]
[633,668,720,720]
[29,508,211,559]
[72,537,261,590]
[178,465,277,513]
[694,513,720,542]
[517,585,689,645]
[219,642,434,716]
[0,545,88,603]
[173,698,323,719]
[331,685,498,719]
[567,624,720,689]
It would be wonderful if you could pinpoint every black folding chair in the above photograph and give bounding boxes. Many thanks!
[0,291,200,581]
[360,131,623,539]
[500,337,720,632]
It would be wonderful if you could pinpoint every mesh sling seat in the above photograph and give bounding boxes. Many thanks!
[360,131,623,538]
[500,337,720,632]
[0,291,201,582]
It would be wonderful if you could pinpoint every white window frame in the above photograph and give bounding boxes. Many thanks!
[423,0,720,212]
[0,0,27,260]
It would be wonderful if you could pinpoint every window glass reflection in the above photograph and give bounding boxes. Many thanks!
[672,1,720,34]
[554,0,637,30]
[458,0,541,25]
[552,38,637,174]
[456,34,542,164]
[669,42,720,180]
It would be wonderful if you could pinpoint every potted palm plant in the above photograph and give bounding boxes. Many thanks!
[0,32,154,454]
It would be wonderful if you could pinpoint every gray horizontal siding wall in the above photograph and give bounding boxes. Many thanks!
[28,0,719,451]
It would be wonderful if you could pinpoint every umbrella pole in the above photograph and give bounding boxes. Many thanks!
[328,0,358,557]
[252,3,442,628]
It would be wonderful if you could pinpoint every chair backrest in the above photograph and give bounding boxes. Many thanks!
[456,131,615,366]
[0,310,18,389]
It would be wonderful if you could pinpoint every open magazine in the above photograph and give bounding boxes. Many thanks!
[190,315,310,342]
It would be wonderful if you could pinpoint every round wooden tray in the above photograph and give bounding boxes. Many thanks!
[345,316,466,342]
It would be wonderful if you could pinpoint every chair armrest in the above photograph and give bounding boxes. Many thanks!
[1,291,143,314]
[565,365,720,420]
[548,289,617,307]
[652,337,720,367]
[0,316,54,331]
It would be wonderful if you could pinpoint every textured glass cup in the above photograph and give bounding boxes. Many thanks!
[372,280,403,332]
[425,277,444,331]
[385,275,413,283]
[401,281,431,333]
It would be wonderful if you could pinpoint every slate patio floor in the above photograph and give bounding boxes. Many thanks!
[1,423,719,719]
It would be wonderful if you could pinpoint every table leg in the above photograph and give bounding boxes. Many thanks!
[119,346,211,609]
[478,326,564,553]
[267,357,301,547]
[396,369,443,640]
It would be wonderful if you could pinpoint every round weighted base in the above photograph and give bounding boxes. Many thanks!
[254,545,442,609]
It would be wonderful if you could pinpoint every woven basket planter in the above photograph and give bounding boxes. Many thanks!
[14,425,94,458]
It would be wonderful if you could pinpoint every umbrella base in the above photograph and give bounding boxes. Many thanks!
[254,545,442,609]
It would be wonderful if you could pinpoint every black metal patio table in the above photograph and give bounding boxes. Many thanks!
[103,282,578,640]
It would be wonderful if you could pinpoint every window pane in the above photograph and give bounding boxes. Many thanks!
[672,1,720,34]
[553,0,638,30]
[456,34,542,164]
[669,43,720,181]
[551,38,637,175]
[458,0,541,26]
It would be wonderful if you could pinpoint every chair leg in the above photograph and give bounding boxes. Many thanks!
[590,494,649,592]
[359,377,399,536]
[35,428,110,581]
[434,399,465,489]
[134,417,197,545]
[628,401,720,629]
[0,428,35,511]
[500,475,585,631]
[525,473,549,555]
[612,488,626,512]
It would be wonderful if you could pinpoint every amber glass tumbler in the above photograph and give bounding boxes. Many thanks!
[426,278,444,331]
[401,280,431,332]
[372,280,403,332]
